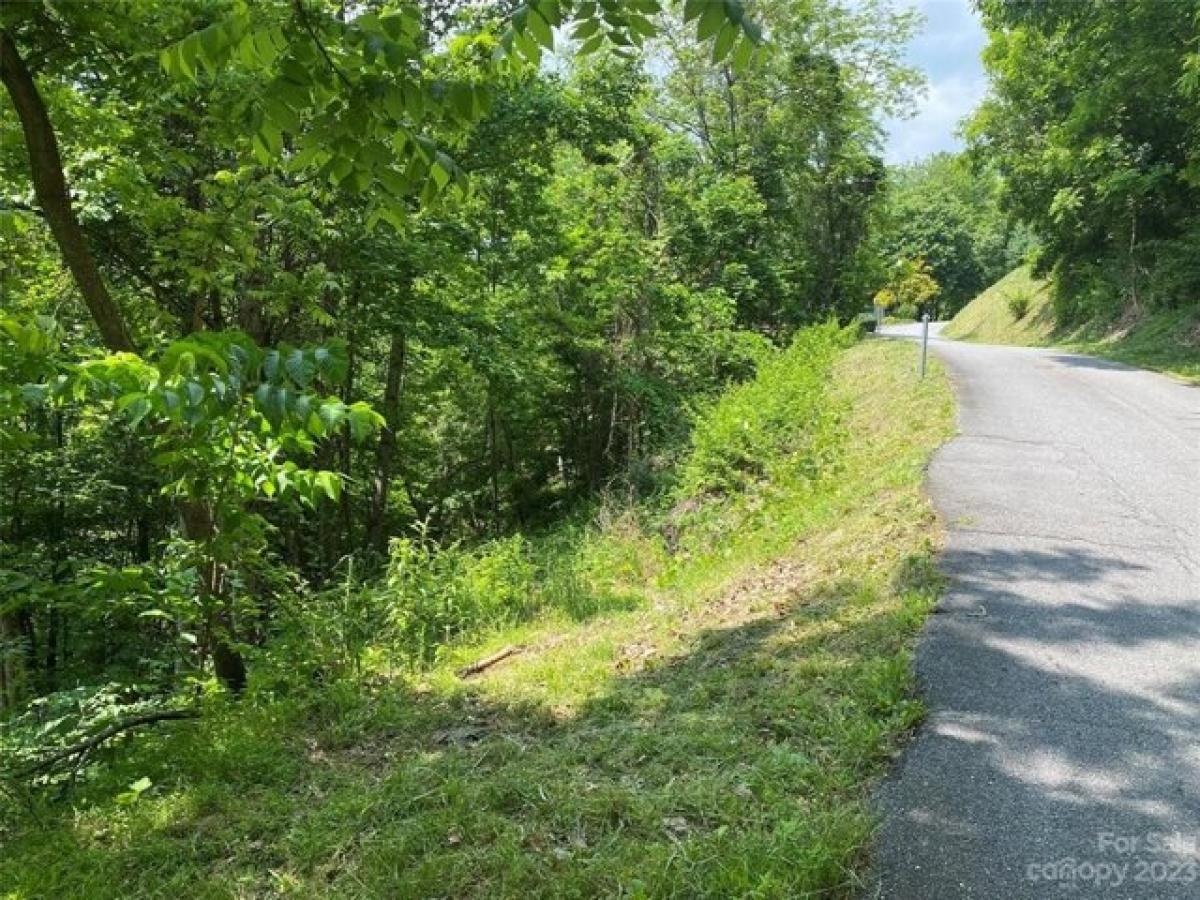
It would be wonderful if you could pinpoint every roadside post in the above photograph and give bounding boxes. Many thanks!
[920,312,930,379]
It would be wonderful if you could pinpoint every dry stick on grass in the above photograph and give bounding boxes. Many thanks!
[456,645,522,679]
[17,708,200,778]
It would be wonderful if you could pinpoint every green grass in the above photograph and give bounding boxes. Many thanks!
[0,341,955,899]
[944,265,1200,382]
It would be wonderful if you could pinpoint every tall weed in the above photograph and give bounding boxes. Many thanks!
[678,322,849,498]
[384,534,537,664]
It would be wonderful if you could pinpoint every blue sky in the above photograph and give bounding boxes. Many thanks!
[883,0,988,164]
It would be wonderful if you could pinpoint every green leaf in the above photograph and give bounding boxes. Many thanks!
[572,17,601,40]
[254,382,285,424]
[317,399,347,433]
[347,401,384,441]
[536,0,564,25]
[712,21,738,62]
[315,470,342,502]
[629,14,656,39]
[380,12,407,41]
[578,33,605,55]
[527,8,555,49]
[250,27,283,67]
[514,28,542,65]
[731,33,755,68]
[448,82,474,121]
[116,776,153,806]
[262,96,300,133]
[184,380,205,407]
[117,393,153,427]
[741,15,763,44]
[284,348,315,387]
[697,2,728,40]
[430,152,454,190]
[402,80,425,121]
[312,344,349,383]
[262,349,282,383]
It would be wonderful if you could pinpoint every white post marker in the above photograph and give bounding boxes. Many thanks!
[920,312,930,380]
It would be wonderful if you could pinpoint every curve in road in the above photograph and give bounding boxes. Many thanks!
[873,326,1200,898]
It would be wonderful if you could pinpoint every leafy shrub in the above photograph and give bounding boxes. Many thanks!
[269,559,389,683]
[678,322,849,498]
[376,514,662,665]
[1006,288,1032,321]
[265,324,852,674]
[852,312,877,336]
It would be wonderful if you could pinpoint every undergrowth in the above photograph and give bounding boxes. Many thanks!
[0,335,955,899]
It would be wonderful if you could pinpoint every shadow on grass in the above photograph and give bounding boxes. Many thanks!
[15,545,1196,899]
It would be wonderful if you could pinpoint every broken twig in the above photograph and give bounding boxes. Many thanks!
[456,645,521,678]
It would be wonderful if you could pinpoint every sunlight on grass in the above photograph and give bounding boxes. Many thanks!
[942,266,1055,345]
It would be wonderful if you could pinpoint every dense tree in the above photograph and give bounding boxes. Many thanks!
[654,0,921,327]
[0,0,916,726]
[967,0,1200,321]
[870,153,1030,317]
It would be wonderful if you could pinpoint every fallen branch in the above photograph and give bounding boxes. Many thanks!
[456,645,521,679]
[17,708,200,778]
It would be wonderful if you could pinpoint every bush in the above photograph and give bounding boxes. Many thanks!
[678,322,848,498]
[853,312,877,336]
[1006,288,1032,321]
[1,682,184,821]
[269,324,852,675]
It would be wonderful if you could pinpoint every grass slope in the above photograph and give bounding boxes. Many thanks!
[942,266,1055,345]
[944,265,1200,382]
[0,341,954,899]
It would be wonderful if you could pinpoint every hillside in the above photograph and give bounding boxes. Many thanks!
[0,338,955,898]
[942,266,1055,345]
[944,266,1200,382]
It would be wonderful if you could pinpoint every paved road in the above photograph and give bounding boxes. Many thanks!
[873,326,1200,898]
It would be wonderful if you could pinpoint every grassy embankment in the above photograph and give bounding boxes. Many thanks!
[944,265,1200,382]
[0,337,954,899]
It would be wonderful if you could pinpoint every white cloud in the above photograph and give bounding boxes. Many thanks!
[882,0,988,164]
[884,73,987,164]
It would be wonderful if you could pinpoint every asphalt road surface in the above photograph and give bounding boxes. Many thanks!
[873,324,1200,898]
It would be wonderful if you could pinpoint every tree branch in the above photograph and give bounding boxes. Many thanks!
[292,0,354,90]
[16,708,200,778]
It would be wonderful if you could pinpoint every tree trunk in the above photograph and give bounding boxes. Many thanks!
[179,501,247,693]
[367,331,407,553]
[3,29,247,693]
[0,30,134,352]
[0,609,22,713]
